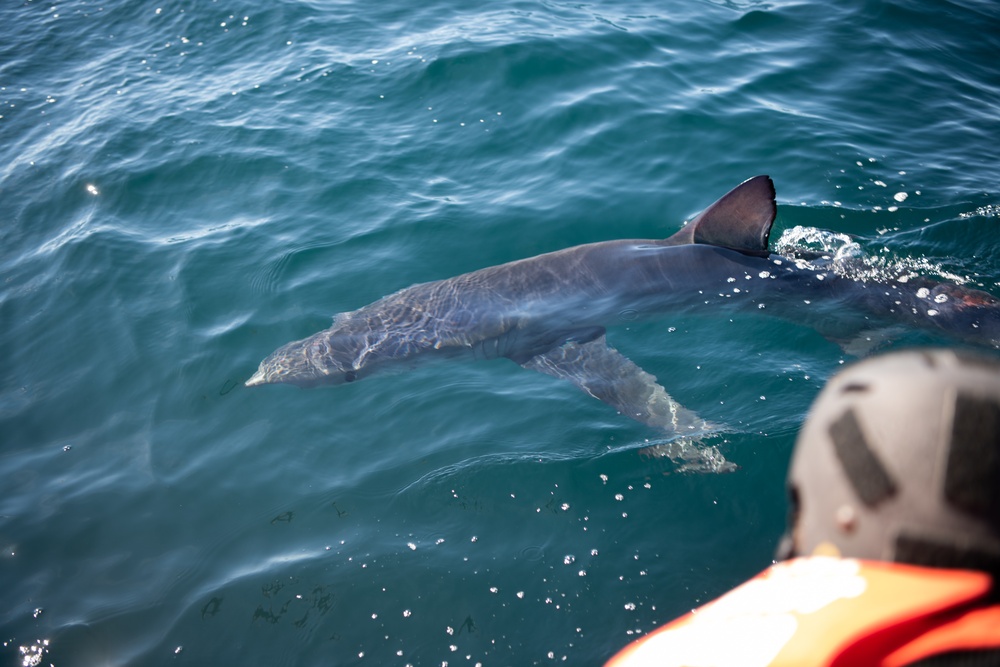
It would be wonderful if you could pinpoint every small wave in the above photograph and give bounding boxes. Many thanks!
[249,248,297,296]
[155,215,272,246]
[774,225,862,262]
[400,450,584,495]
[959,204,999,219]
[249,241,342,295]
[775,225,970,286]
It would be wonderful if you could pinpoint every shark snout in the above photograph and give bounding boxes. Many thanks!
[245,368,268,387]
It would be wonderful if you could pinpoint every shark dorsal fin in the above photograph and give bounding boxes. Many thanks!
[665,175,776,256]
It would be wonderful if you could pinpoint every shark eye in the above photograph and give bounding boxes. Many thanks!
[344,371,357,383]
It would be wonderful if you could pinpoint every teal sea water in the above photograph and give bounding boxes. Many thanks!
[2,0,999,664]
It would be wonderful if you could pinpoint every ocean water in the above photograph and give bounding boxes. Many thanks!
[2,0,999,664]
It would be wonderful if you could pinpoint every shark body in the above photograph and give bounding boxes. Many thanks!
[247,176,1000,438]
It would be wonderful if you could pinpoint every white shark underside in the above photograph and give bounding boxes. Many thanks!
[247,176,1000,450]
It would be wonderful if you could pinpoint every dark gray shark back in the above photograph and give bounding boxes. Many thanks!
[245,173,999,474]
[245,176,781,389]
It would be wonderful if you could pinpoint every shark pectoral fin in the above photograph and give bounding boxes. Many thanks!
[639,440,738,474]
[832,325,909,357]
[521,336,719,437]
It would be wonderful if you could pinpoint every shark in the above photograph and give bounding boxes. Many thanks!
[246,176,1000,451]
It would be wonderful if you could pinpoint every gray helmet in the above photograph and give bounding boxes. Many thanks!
[779,348,1000,577]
